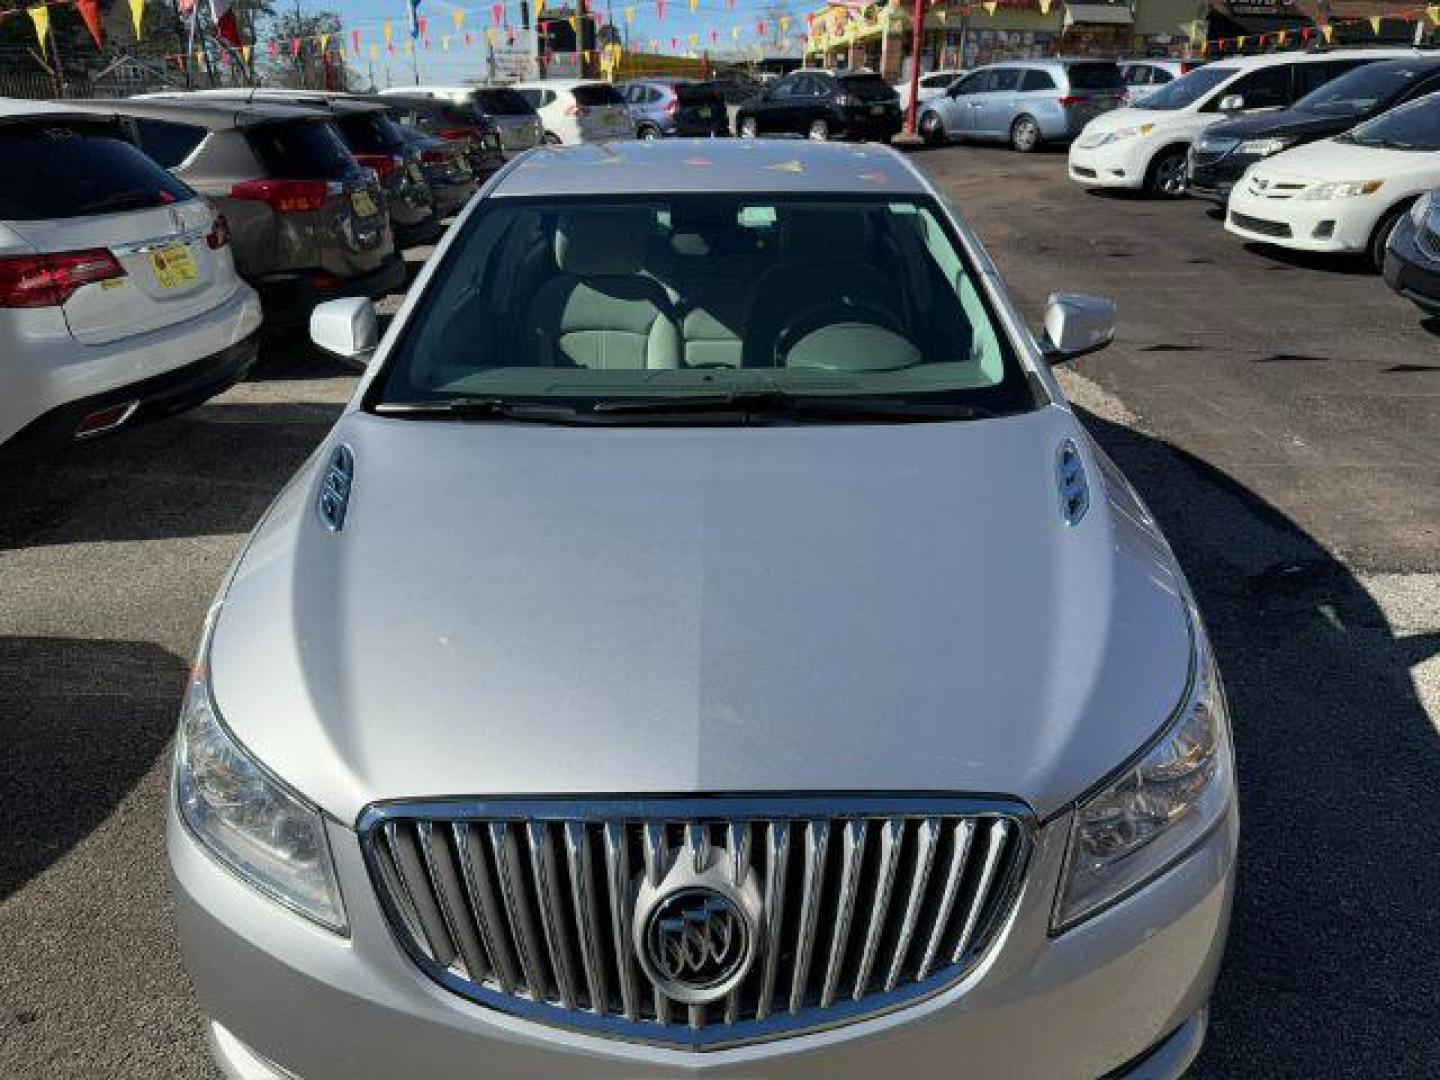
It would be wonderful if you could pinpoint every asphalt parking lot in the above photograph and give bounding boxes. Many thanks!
[1,145,1437,1078]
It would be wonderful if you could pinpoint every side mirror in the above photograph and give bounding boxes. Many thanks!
[1041,292,1115,363]
[1218,93,1245,113]
[310,297,379,368]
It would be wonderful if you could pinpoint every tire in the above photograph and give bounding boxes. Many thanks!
[1010,114,1041,153]
[1368,202,1410,273]
[1144,146,1189,198]
[919,110,945,146]
[637,124,662,141]
[807,118,830,141]
[543,130,562,146]
[739,116,758,139]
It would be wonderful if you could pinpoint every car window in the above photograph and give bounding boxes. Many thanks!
[1152,67,1174,85]
[474,88,535,115]
[837,73,897,101]
[1065,62,1125,90]
[247,119,356,180]
[985,69,1022,93]
[371,195,1034,417]
[1292,60,1358,100]
[335,111,408,153]
[512,88,543,108]
[771,75,802,98]
[132,118,207,169]
[0,120,195,220]
[573,83,626,107]
[1021,69,1057,92]
[1124,65,1151,87]
[1343,92,1440,150]
[1220,65,1292,111]
[1135,65,1237,110]
[921,73,952,89]
[1296,61,1432,116]
[949,72,985,96]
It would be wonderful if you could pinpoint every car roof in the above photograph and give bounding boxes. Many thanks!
[143,89,393,115]
[1204,47,1424,69]
[492,138,928,198]
[64,95,330,128]
[0,96,106,122]
[510,79,608,89]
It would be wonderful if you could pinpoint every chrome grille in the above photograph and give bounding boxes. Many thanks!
[360,796,1030,1049]
[1417,213,1440,262]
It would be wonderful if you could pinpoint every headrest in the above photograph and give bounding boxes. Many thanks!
[554,211,648,276]
[780,208,871,262]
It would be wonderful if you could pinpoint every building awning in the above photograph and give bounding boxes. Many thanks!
[1064,3,1135,26]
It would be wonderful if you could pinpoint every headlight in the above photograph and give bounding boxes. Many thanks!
[175,642,347,933]
[1411,189,1435,226]
[1091,123,1156,146]
[1236,136,1293,157]
[1052,612,1234,932]
[1300,179,1384,200]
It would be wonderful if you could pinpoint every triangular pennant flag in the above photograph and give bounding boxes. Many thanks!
[1276,29,1287,44]
[26,5,49,52]
[290,37,301,56]
[319,32,330,52]
[405,38,414,53]
[983,1,997,14]
[1429,5,1440,25]
[195,48,206,66]
[1236,34,1246,47]
[656,0,665,19]
[76,0,104,47]
[689,0,697,10]
[128,0,145,39]
[486,26,499,44]
[491,3,503,24]
[730,25,739,39]
[1038,0,1050,12]
[568,15,578,31]
[535,0,545,15]
[687,31,697,46]
[1320,22,1333,41]
[1370,14,1381,33]
[370,42,379,58]
[241,42,252,62]
[779,14,790,31]
[351,28,360,53]
[625,4,635,21]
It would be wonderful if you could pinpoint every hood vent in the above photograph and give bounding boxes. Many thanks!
[317,443,355,532]
[1056,439,1089,526]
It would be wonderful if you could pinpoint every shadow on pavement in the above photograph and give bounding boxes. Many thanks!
[0,636,188,902]
[1237,241,1374,276]
[1074,406,1440,1079]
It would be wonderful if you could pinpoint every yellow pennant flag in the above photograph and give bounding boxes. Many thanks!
[688,31,698,46]
[194,49,206,67]
[128,0,145,39]
[452,8,464,28]
[383,19,394,42]
[935,9,946,22]
[569,15,578,31]
[404,38,413,54]
[1275,28,1287,44]
[624,5,635,22]
[583,49,592,61]
[319,32,330,53]
[1430,5,1440,25]
[370,42,380,58]
[1320,22,1333,42]
[689,0,697,10]
[26,4,48,51]
[441,33,450,48]
[1369,14,1381,33]
[779,14,790,30]
[535,0,545,17]
[731,25,739,39]
[241,43,252,62]
[486,26,499,44]
[983,0,997,14]
[1038,0,1051,13]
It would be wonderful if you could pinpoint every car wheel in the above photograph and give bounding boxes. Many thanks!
[807,118,830,141]
[1368,203,1410,273]
[1145,147,1188,198]
[739,116,759,139]
[920,110,945,146]
[543,131,562,146]
[637,124,662,141]
[1010,115,1041,153]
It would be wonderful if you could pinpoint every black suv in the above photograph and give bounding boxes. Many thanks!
[736,69,902,142]
[1189,57,1440,205]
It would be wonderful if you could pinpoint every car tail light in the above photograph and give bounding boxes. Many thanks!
[665,99,679,116]
[353,153,402,178]
[420,148,458,164]
[206,214,232,250]
[0,249,125,308]
[438,127,479,142]
[229,178,332,213]
[1057,95,1085,106]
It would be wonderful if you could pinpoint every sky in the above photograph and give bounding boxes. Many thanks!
[327,0,803,87]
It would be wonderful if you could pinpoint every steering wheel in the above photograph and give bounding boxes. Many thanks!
[772,299,907,367]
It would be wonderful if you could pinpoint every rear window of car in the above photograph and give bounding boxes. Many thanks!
[475,88,536,115]
[676,82,724,105]
[0,120,194,221]
[838,73,898,101]
[1021,69,1057,92]
[247,119,356,180]
[1064,62,1125,90]
[572,83,627,107]
[335,111,408,153]
[133,118,207,169]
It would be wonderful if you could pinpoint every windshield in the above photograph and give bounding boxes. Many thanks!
[1342,92,1440,150]
[368,195,1035,420]
[1297,62,1431,117]
[1134,65,1236,110]
[838,74,898,101]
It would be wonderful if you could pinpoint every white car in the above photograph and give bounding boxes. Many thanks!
[1119,59,1198,104]
[897,69,966,114]
[509,79,636,144]
[1226,92,1440,269]
[1069,49,1421,197]
[0,99,261,458]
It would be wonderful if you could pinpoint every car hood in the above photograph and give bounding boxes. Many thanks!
[1081,104,1201,135]
[1252,136,1433,181]
[209,406,1192,825]
[1201,108,1350,143]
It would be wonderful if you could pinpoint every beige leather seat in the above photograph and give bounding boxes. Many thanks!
[526,211,680,370]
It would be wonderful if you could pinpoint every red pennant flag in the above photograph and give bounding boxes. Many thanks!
[1301,26,1313,38]
[75,0,104,47]
[291,36,302,56]
[211,0,242,47]
[726,0,734,8]
[418,15,429,37]
[267,40,278,57]
[506,26,515,41]
[656,0,666,18]
[466,30,474,45]
[669,35,677,49]
[708,26,716,42]
[491,3,503,24]
[351,28,361,53]
[756,18,765,34]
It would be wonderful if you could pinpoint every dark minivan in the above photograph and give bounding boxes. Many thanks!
[1190,57,1440,204]
[736,69,902,142]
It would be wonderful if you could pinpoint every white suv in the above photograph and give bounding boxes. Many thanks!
[510,79,636,144]
[0,100,261,458]
[1069,49,1420,197]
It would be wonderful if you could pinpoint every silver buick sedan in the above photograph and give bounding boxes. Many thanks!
[170,139,1237,1079]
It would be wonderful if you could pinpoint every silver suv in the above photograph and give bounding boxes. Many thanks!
[920,59,1127,151]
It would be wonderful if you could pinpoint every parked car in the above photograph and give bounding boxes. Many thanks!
[1226,92,1440,270]
[1188,56,1440,205]
[376,93,506,179]
[393,126,479,217]
[1120,58,1203,104]
[0,100,261,458]
[617,79,729,139]
[1383,187,1440,311]
[1069,49,1419,197]
[709,75,763,132]
[736,68,902,141]
[510,79,635,144]
[920,59,1126,152]
[171,138,1236,1080]
[897,68,967,114]
[380,85,546,155]
[148,90,445,249]
[79,97,402,326]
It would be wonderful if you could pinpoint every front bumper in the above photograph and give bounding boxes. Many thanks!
[1383,212,1440,312]
[837,108,903,142]
[1067,138,1152,190]
[1225,185,1382,254]
[172,794,1236,1080]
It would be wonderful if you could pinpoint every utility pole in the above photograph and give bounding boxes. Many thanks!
[45,14,67,97]
[902,0,925,138]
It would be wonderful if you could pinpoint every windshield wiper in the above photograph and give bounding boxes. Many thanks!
[590,390,998,422]
[373,397,583,423]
